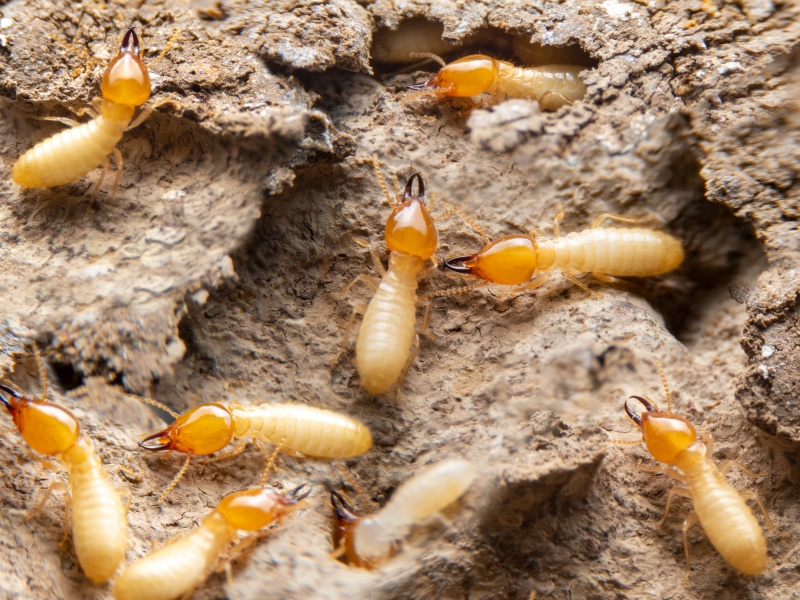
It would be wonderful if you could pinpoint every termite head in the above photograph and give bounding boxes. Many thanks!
[408,54,498,97]
[101,28,151,106]
[385,173,437,260]
[331,490,370,568]
[217,484,311,531]
[139,403,234,455]
[0,384,80,456]
[625,396,698,465]
[444,235,538,285]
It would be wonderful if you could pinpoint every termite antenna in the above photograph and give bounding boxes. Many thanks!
[409,52,446,68]
[656,361,672,412]
[255,439,284,487]
[370,155,394,206]
[130,394,180,419]
[158,454,191,503]
[625,395,658,426]
[404,173,425,203]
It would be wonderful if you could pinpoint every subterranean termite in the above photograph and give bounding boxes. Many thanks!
[623,369,771,576]
[12,28,153,197]
[336,159,443,395]
[331,458,477,567]
[138,400,372,501]
[444,210,684,294]
[408,54,587,111]
[113,484,310,600]
[0,353,127,582]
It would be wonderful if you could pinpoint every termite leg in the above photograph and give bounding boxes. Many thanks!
[644,464,686,482]
[560,271,602,298]
[33,347,47,401]
[333,274,381,298]
[681,512,700,582]
[332,302,368,366]
[203,438,248,463]
[126,105,155,131]
[717,460,765,479]
[592,273,624,285]
[394,334,421,399]
[27,480,68,520]
[657,485,692,528]
[38,116,84,128]
[90,156,111,202]
[110,148,124,202]
[590,212,661,229]
[552,203,565,238]
[538,91,572,112]
[739,491,780,533]
[368,246,388,278]
[60,493,72,548]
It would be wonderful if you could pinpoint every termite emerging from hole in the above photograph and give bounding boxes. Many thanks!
[137,399,372,501]
[335,158,459,395]
[444,207,684,296]
[12,28,154,198]
[0,352,128,582]
[408,53,587,111]
[621,367,774,577]
[331,458,477,568]
[113,483,310,600]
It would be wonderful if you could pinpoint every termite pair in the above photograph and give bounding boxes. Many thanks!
[138,399,372,500]
[622,369,772,577]
[409,54,587,111]
[444,209,684,293]
[114,484,310,600]
[0,353,127,583]
[332,458,477,568]
[12,28,153,197]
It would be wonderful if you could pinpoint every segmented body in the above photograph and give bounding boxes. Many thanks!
[353,459,477,562]
[542,228,684,276]
[356,253,422,395]
[494,62,586,110]
[64,436,128,583]
[682,457,766,575]
[230,403,373,458]
[12,109,131,188]
[114,513,231,600]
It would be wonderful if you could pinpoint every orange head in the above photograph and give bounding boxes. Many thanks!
[0,384,80,456]
[216,484,311,531]
[445,234,538,285]
[385,173,437,260]
[624,396,699,465]
[408,54,498,97]
[101,28,151,106]
[139,403,234,455]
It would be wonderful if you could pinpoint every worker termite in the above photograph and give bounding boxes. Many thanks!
[12,28,152,197]
[0,353,127,582]
[331,458,477,567]
[444,209,684,294]
[621,368,772,577]
[408,53,587,111]
[113,483,310,600]
[336,158,456,395]
[138,400,372,501]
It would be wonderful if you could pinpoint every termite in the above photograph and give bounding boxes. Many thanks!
[0,353,127,582]
[622,368,772,576]
[138,400,372,501]
[12,28,152,197]
[444,209,684,294]
[331,458,477,567]
[408,53,587,111]
[336,159,445,395]
[113,484,310,600]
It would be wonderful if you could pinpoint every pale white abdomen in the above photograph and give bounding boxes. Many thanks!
[230,403,372,458]
[496,63,586,110]
[551,228,684,276]
[685,460,767,575]
[354,459,477,562]
[12,115,128,188]
[68,453,128,582]
[114,516,230,600]
[356,270,419,395]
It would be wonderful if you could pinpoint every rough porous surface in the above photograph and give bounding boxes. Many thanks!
[0,0,799,598]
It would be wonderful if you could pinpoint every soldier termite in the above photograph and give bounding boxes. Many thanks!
[622,368,773,577]
[408,53,587,111]
[335,158,462,395]
[12,28,154,198]
[113,484,310,600]
[0,353,127,582]
[331,458,477,567]
[137,400,372,501]
[444,209,684,295]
